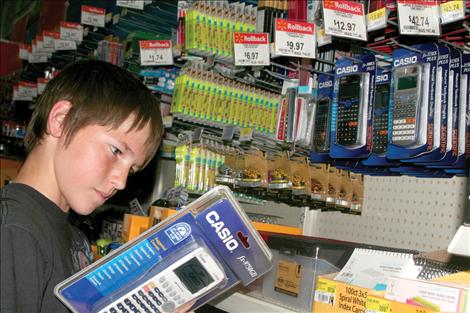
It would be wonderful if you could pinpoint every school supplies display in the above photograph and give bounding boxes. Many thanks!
[54,186,272,313]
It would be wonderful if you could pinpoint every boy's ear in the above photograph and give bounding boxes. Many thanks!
[48,100,72,137]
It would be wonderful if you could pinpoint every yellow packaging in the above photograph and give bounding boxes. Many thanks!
[238,150,269,188]
[336,170,352,209]
[290,157,311,195]
[313,274,437,313]
[309,163,329,202]
[122,214,153,242]
[326,166,340,206]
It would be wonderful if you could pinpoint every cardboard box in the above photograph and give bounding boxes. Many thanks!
[313,273,437,313]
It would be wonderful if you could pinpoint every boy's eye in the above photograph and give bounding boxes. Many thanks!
[110,146,121,155]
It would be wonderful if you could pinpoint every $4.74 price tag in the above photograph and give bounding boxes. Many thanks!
[233,32,269,66]
[397,0,440,36]
[274,19,316,59]
[323,0,367,41]
[139,40,173,66]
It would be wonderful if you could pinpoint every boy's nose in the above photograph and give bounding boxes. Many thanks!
[110,166,128,190]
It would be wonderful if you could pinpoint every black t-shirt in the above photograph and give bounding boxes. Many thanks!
[1,183,93,313]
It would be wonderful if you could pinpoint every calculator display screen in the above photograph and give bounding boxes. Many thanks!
[174,257,214,294]
[374,84,390,112]
[397,76,417,90]
[338,75,361,101]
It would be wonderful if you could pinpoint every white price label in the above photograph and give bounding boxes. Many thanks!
[397,0,441,36]
[116,0,145,10]
[323,0,367,41]
[60,21,83,42]
[19,44,30,60]
[54,39,77,51]
[233,32,270,66]
[37,78,50,95]
[36,35,54,53]
[440,0,464,24]
[139,40,173,66]
[274,19,316,58]
[316,24,332,47]
[239,127,254,142]
[43,31,56,48]
[19,81,38,99]
[81,5,106,28]
[367,7,387,31]
[29,53,48,63]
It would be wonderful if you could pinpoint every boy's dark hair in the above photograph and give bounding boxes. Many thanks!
[25,60,163,165]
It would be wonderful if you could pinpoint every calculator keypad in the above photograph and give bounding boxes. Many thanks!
[372,114,389,154]
[391,95,417,146]
[336,104,359,147]
[313,101,331,152]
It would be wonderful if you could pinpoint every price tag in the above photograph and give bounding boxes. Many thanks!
[54,39,77,51]
[139,40,173,66]
[397,0,440,36]
[316,24,332,47]
[222,125,235,141]
[43,31,57,48]
[367,7,387,31]
[37,78,50,95]
[365,297,391,313]
[323,0,367,41]
[81,5,106,28]
[233,32,269,66]
[239,127,254,142]
[19,81,38,99]
[19,44,30,60]
[163,115,173,128]
[440,0,464,24]
[29,53,48,64]
[314,278,336,305]
[36,35,54,53]
[116,0,145,10]
[60,21,83,42]
[274,18,316,58]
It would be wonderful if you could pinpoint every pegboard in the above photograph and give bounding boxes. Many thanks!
[304,176,468,252]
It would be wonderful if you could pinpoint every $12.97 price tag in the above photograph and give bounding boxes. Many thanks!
[274,19,316,59]
[397,0,440,36]
[323,0,367,41]
[233,32,269,66]
[139,40,173,66]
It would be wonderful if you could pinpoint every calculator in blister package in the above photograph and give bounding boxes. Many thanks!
[335,73,369,148]
[372,83,391,155]
[312,98,331,153]
[391,64,427,147]
[99,248,225,313]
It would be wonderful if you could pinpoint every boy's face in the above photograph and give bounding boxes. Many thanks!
[53,115,152,215]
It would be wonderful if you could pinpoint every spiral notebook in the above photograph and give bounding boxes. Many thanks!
[334,248,422,290]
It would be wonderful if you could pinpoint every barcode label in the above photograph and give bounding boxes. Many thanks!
[403,25,418,30]
[314,291,335,305]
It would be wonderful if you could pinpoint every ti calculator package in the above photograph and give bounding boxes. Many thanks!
[54,186,272,313]
[330,53,376,159]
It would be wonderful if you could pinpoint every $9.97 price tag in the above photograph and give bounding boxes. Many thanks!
[397,0,440,36]
[323,0,367,41]
[139,40,173,66]
[274,19,316,59]
[233,32,270,66]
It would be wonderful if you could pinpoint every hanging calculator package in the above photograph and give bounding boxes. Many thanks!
[54,186,272,313]
[330,53,376,159]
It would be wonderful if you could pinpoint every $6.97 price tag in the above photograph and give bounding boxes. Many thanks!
[233,32,269,66]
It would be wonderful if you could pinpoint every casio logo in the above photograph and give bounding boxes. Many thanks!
[376,74,389,83]
[393,56,418,67]
[336,65,358,75]
[319,80,333,88]
[206,211,239,252]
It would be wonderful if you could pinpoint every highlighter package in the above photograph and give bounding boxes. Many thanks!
[55,186,272,313]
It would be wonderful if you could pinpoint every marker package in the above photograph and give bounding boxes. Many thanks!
[330,53,376,159]
[55,186,272,313]
[387,43,438,160]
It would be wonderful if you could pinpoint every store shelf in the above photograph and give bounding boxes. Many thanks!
[211,291,296,313]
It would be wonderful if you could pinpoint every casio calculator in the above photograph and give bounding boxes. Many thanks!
[99,248,225,313]
[372,83,391,155]
[391,64,426,147]
[335,73,369,148]
[312,98,332,152]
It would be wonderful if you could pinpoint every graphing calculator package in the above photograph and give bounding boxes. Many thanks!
[54,186,272,313]
[330,53,376,159]
[310,73,333,163]
[386,43,438,160]
[403,44,450,164]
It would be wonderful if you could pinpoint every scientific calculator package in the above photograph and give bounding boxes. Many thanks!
[55,186,272,313]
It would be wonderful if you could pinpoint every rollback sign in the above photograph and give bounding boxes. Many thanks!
[274,18,316,59]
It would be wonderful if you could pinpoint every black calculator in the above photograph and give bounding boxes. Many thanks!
[372,83,391,155]
[312,98,332,152]
[335,74,368,148]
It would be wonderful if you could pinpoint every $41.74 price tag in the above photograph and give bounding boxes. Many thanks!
[139,40,173,66]
[274,19,316,59]
[397,0,440,36]
[233,32,269,66]
[323,0,367,41]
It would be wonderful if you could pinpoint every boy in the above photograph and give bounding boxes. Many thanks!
[1,60,163,312]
